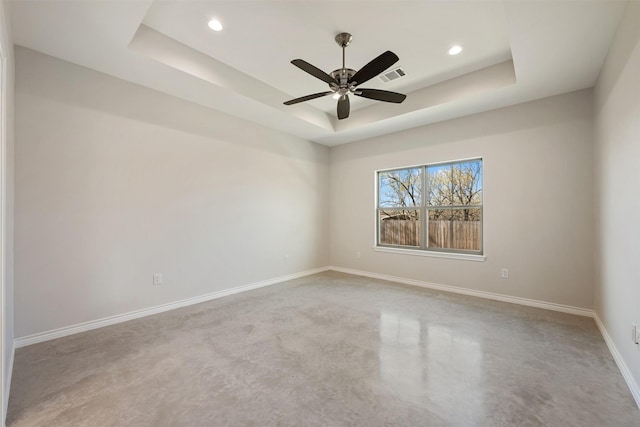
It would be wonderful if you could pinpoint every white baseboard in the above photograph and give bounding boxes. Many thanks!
[328,266,595,317]
[14,267,330,349]
[3,343,13,425]
[593,314,640,409]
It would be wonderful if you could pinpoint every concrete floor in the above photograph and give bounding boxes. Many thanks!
[7,271,640,426]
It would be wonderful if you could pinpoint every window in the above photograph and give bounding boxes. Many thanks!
[377,159,482,255]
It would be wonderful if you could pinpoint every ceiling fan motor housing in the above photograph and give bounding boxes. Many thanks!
[330,68,357,97]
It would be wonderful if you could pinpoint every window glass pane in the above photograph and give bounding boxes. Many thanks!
[427,164,453,206]
[428,208,481,251]
[379,209,420,247]
[451,160,482,206]
[379,168,422,208]
[427,160,482,207]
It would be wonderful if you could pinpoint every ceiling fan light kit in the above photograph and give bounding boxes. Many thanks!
[284,32,407,119]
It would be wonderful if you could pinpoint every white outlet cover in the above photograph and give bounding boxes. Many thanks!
[635,328,640,345]
[153,273,162,285]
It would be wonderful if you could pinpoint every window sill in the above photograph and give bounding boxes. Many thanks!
[373,246,486,262]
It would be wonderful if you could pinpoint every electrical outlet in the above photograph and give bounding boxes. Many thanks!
[635,327,640,345]
[153,273,162,286]
[501,268,509,279]
[284,254,289,264]
[356,251,361,259]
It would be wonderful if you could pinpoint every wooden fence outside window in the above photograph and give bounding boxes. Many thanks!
[380,219,480,250]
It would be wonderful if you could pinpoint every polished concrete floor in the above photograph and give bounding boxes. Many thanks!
[7,271,640,426]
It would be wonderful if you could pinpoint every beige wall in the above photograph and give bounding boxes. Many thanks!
[14,47,329,338]
[594,0,640,399]
[330,90,595,309]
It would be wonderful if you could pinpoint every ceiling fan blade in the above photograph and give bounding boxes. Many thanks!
[354,89,406,103]
[337,95,350,120]
[284,91,333,105]
[348,51,399,86]
[291,59,338,85]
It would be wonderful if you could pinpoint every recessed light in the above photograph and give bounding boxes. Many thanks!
[208,19,223,32]
[448,45,463,56]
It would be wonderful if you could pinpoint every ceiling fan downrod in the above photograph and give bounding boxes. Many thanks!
[335,32,352,69]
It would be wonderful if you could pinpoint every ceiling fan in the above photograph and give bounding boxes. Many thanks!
[284,32,407,120]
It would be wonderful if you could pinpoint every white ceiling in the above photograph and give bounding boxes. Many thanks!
[9,1,627,146]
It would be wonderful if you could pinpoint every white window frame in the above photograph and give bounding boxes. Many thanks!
[374,158,485,261]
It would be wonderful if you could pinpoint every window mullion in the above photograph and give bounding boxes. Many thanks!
[422,165,427,250]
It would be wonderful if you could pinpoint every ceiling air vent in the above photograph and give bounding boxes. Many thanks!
[378,67,406,83]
